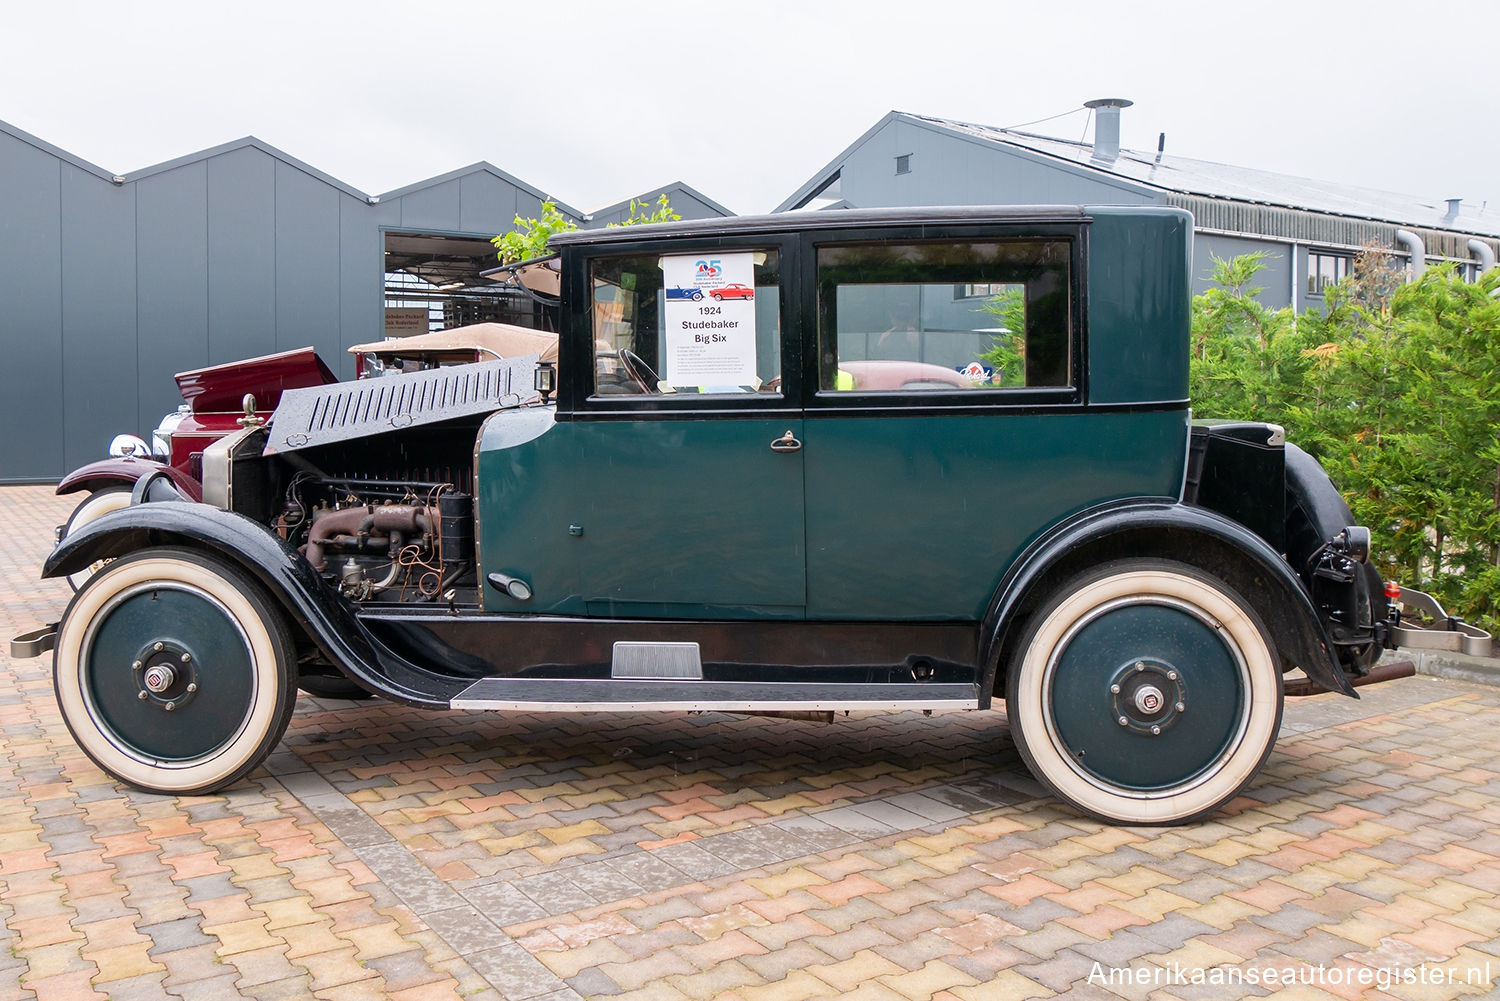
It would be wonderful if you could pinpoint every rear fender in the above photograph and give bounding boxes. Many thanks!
[980,500,1358,703]
[56,458,203,503]
[43,503,450,708]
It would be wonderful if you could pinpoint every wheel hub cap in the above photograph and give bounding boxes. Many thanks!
[1110,659,1187,736]
[142,664,175,693]
[130,639,202,711]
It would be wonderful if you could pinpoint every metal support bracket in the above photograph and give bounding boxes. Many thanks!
[10,624,57,660]
[1390,586,1493,658]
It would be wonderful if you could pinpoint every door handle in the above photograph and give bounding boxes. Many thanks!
[770,430,802,453]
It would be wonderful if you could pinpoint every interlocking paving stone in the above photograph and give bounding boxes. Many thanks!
[643,840,741,880]
[467,942,575,1000]
[7,484,1500,999]
[511,871,601,914]
[418,902,510,956]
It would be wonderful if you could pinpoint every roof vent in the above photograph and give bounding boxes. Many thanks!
[1445,197,1462,219]
[1084,98,1133,165]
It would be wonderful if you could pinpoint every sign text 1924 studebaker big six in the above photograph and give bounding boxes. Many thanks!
[13,206,1492,824]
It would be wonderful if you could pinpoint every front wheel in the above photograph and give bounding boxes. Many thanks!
[1006,559,1282,824]
[53,549,298,794]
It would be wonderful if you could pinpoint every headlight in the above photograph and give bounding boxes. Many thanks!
[108,434,151,458]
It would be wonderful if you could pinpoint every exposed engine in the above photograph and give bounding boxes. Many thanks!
[274,472,475,603]
[200,357,546,605]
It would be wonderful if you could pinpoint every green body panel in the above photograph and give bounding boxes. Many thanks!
[1085,206,1193,406]
[479,411,806,617]
[474,206,1197,625]
[479,407,1187,622]
[803,409,1188,620]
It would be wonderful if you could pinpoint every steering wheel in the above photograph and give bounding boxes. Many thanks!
[619,348,660,394]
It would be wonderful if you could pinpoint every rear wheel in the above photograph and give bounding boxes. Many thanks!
[61,487,132,590]
[53,548,298,794]
[1006,559,1282,824]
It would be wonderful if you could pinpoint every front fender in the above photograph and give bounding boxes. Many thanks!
[56,458,203,503]
[44,503,450,708]
[980,499,1358,701]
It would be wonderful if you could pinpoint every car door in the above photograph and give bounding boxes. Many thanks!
[570,241,806,618]
[800,227,1187,622]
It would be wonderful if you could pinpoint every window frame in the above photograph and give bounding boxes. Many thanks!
[558,234,802,418]
[797,223,1088,412]
[1307,249,1353,297]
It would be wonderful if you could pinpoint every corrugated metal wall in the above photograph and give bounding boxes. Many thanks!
[0,126,729,482]
[1168,194,1499,262]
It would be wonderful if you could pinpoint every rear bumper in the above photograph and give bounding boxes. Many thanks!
[1387,585,1493,658]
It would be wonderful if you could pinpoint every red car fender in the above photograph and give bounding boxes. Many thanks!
[56,458,204,503]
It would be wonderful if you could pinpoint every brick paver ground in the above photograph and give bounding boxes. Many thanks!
[2,483,1499,999]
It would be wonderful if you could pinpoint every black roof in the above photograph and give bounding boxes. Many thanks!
[547,205,1092,247]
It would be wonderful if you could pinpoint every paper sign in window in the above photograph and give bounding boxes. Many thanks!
[661,253,758,386]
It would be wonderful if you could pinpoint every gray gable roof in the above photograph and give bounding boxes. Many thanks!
[0,118,587,214]
[1,119,118,182]
[378,162,583,218]
[915,113,1500,239]
[781,110,1500,240]
[586,181,735,224]
[125,135,373,200]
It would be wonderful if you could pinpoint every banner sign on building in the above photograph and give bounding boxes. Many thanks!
[384,307,429,338]
[661,253,757,387]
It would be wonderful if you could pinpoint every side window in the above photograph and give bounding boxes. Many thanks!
[816,240,1072,392]
[590,250,782,396]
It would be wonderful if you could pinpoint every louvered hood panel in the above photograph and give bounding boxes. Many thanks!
[264,356,539,453]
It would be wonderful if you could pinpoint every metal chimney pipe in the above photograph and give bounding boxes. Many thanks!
[1085,98,1133,164]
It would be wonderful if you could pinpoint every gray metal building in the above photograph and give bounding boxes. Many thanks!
[0,120,729,482]
[777,104,1500,309]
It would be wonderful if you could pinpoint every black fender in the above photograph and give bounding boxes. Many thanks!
[979,499,1358,704]
[1285,443,1384,669]
[43,502,458,708]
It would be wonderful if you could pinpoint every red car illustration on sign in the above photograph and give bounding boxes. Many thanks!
[711,283,754,301]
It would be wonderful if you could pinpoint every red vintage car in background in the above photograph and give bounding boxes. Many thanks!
[54,347,338,588]
[55,323,560,591]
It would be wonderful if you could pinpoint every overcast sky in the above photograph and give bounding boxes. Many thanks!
[6,1,1497,219]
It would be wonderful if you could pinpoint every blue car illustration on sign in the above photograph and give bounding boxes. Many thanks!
[666,286,704,301]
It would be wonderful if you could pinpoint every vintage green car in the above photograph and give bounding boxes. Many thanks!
[17,206,1483,824]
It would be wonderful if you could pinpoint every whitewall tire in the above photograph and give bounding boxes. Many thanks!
[1006,560,1282,824]
[53,549,297,795]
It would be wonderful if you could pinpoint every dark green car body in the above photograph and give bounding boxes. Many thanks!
[33,205,1394,820]
[482,206,1191,621]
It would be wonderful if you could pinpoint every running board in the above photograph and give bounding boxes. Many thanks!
[450,678,980,713]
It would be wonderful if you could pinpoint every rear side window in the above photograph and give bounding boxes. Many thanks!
[590,250,782,396]
[816,240,1071,393]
